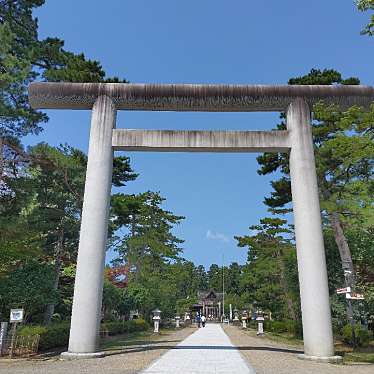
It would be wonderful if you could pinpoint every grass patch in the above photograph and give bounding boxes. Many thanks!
[244,327,303,347]
[245,327,374,363]
[263,332,303,346]
[100,328,176,351]
[343,352,374,364]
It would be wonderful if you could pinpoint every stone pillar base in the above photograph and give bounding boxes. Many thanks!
[60,351,105,360]
[297,354,342,364]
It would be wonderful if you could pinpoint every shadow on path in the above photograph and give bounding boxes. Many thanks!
[102,340,183,351]
[104,344,303,357]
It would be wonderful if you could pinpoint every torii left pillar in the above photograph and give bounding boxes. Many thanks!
[61,95,116,359]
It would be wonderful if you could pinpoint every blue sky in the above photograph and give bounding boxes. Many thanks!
[28,1,373,268]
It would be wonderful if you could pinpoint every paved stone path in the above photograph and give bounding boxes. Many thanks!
[142,323,255,374]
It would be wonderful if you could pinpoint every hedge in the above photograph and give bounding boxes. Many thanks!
[342,323,370,347]
[17,318,149,351]
[247,319,302,337]
[101,319,149,335]
[18,323,70,351]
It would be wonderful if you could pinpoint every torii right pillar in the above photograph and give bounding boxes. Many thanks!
[287,98,341,363]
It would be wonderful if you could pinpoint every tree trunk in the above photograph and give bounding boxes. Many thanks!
[329,211,357,344]
[43,230,64,325]
[320,181,355,285]
[329,211,355,281]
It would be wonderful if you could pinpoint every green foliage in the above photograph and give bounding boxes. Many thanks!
[235,218,299,320]
[112,156,138,187]
[128,318,149,332]
[224,293,245,310]
[18,325,47,337]
[0,0,127,139]
[356,0,374,36]
[264,319,302,337]
[207,264,222,291]
[102,279,123,320]
[111,191,184,270]
[101,319,149,336]
[18,319,149,351]
[255,68,374,324]
[0,141,138,322]
[101,321,123,335]
[288,68,359,85]
[0,260,58,320]
[176,297,197,315]
[0,0,162,328]
[342,324,371,347]
[257,69,371,216]
[109,191,186,319]
[18,322,70,350]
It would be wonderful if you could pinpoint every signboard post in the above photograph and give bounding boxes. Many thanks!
[9,309,24,358]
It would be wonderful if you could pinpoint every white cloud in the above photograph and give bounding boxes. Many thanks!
[206,229,230,243]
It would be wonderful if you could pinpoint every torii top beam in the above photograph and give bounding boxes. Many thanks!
[29,82,374,112]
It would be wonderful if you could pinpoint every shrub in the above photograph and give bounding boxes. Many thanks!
[124,318,149,332]
[358,328,370,348]
[17,325,47,337]
[248,319,257,329]
[101,318,149,335]
[261,319,302,337]
[18,323,70,351]
[284,320,296,334]
[342,323,370,347]
[17,318,150,351]
[272,321,288,333]
[101,321,123,335]
[160,318,174,329]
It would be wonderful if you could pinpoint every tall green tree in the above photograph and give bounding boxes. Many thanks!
[207,264,223,291]
[110,191,186,318]
[235,218,299,320]
[25,143,86,324]
[0,141,137,323]
[225,262,243,296]
[257,69,373,293]
[194,265,208,291]
[0,0,128,186]
[111,191,184,277]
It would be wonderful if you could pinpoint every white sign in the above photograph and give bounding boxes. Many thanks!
[346,293,364,300]
[10,309,24,323]
[336,287,351,294]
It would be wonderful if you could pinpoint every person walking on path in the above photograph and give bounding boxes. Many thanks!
[201,315,206,327]
[196,313,201,328]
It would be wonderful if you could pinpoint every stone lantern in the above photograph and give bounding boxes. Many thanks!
[184,311,191,325]
[241,310,248,329]
[175,315,181,328]
[152,308,161,333]
[256,309,265,336]
[233,308,240,326]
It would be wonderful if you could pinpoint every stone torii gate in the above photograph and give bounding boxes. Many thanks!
[29,83,374,361]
